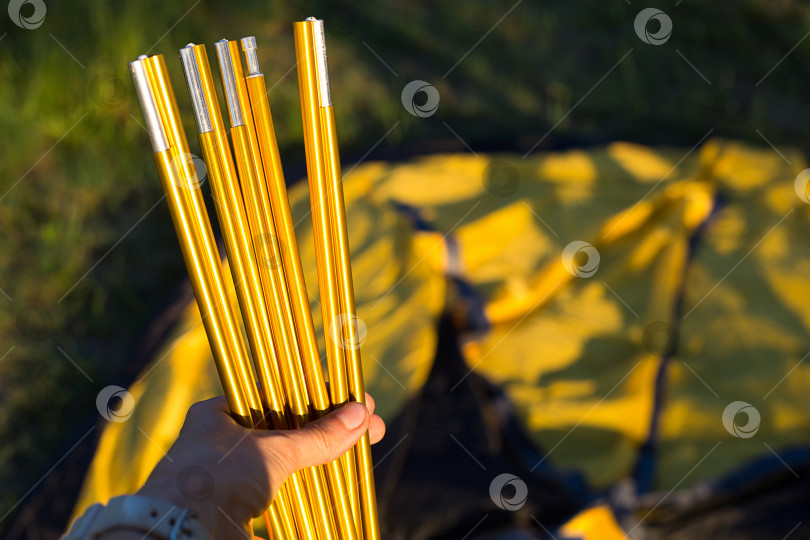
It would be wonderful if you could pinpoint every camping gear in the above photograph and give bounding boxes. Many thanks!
[79,120,810,536]
[128,19,378,540]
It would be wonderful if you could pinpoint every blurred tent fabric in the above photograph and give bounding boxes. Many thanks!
[73,140,810,538]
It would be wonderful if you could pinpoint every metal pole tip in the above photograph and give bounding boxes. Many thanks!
[240,36,261,77]
[240,36,257,51]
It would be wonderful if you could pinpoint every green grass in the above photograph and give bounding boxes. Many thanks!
[1,0,809,533]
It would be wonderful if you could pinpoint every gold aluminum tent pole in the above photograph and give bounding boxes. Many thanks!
[206,39,338,540]
[233,36,360,540]
[131,21,380,539]
[293,18,381,540]
[129,54,289,537]
[291,19,360,533]
[129,53,259,428]
[177,43,303,540]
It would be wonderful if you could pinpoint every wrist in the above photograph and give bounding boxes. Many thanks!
[62,495,211,540]
[137,474,217,533]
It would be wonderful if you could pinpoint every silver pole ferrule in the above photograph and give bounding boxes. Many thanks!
[240,36,262,77]
[311,19,332,107]
[179,44,213,134]
[129,56,170,152]
[215,39,244,128]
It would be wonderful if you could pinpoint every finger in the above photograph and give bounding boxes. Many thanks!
[263,402,370,474]
[364,392,375,415]
[185,396,230,423]
[368,414,385,445]
[206,395,230,412]
[323,383,375,414]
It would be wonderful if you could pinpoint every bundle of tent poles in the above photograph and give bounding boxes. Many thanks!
[128,17,379,540]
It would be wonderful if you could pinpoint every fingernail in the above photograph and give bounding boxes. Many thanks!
[336,402,366,430]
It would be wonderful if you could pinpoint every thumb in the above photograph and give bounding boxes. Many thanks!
[263,402,370,477]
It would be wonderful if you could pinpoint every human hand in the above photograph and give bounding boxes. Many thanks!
[135,395,385,539]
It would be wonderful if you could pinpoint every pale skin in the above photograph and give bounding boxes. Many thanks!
[103,394,385,539]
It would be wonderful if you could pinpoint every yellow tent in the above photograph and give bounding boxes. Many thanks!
[74,139,810,538]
